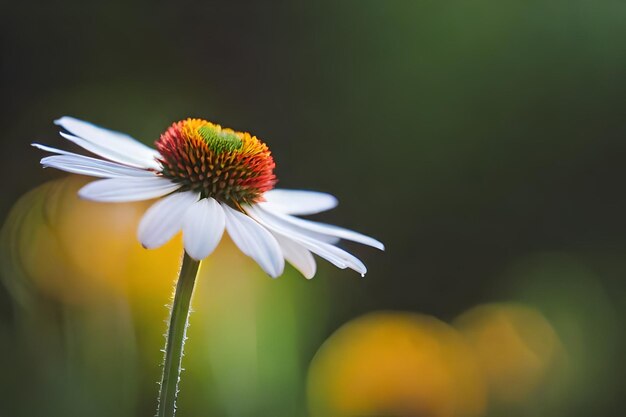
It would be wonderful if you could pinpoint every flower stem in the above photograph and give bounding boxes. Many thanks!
[156,253,200,417]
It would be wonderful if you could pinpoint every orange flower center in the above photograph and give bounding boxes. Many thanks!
[155,119,276,206]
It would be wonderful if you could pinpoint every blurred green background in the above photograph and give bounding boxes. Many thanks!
[1,1,625,417]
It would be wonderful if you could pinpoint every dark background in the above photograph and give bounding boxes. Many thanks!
[1,1,625,416]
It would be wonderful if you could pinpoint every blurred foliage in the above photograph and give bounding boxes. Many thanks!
[0,176,329,417]
[499,254,622,417]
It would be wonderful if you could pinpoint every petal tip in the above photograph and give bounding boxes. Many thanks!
[138,233,166,250]
[185,251,204,262]
[53,117,68,126]
[54,116,77,125]
[77,185,100,201]
[267,262,285,279]
[76,188,89,200]
[368,238,385,251]
[269,261,285,278]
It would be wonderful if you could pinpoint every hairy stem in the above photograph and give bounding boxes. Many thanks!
[156,253,200,417]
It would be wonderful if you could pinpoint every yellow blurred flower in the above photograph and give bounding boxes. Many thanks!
[1,176,329,416]
[307,312,487,417]
[1,175,182,306]
[453,302,563,409]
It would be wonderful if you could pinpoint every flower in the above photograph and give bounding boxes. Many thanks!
[453,303,563,408]
[307,312,487,417]
[33,117,383,278]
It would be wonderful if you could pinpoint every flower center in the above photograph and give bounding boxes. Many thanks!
[197,125,242,153]
[155,119,276,206]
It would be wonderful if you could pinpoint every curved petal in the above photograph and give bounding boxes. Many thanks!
[256,205,384,250]
[32,143,81,156]
[306,238,367,276]
[247,205,367,275]
[246,204,340,246]
[41,154,156,178]
[182,198,226,260]
[222,204,284,278]
[78,176,181,202]
[138,191,200,249]
[274,234,316,279]
[59,131,160,170]
[260,189,338,215]
[242,204,337,245]
[55,116,161,169]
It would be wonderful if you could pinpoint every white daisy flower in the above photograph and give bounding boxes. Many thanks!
[33,117,383,278]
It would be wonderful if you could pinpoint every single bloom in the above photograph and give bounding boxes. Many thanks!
[33,117,383,278]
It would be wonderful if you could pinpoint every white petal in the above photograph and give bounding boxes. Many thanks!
[78,176,181,202]
[247,205,368,275]
[256,205,384,250]
[222,204,284,278]
[274,234,316,279]
[55,116,161,169]
[138,191,200,249]
[182,198,225,260]
[245,205,337,244]
[41,154,156,178]
[243,204,336,244]
[59,131,161,170]
[295,236,366,275]
[308,239,367,275]
[32,143,80,156]
[260,189,338,215]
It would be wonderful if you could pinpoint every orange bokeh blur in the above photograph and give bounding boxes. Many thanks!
[307,312,487,417]
[1,175,328,416]
[1,175,183,305]
[454,303,564,409]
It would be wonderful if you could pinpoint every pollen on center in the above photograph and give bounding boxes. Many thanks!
[155,119,276,206]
